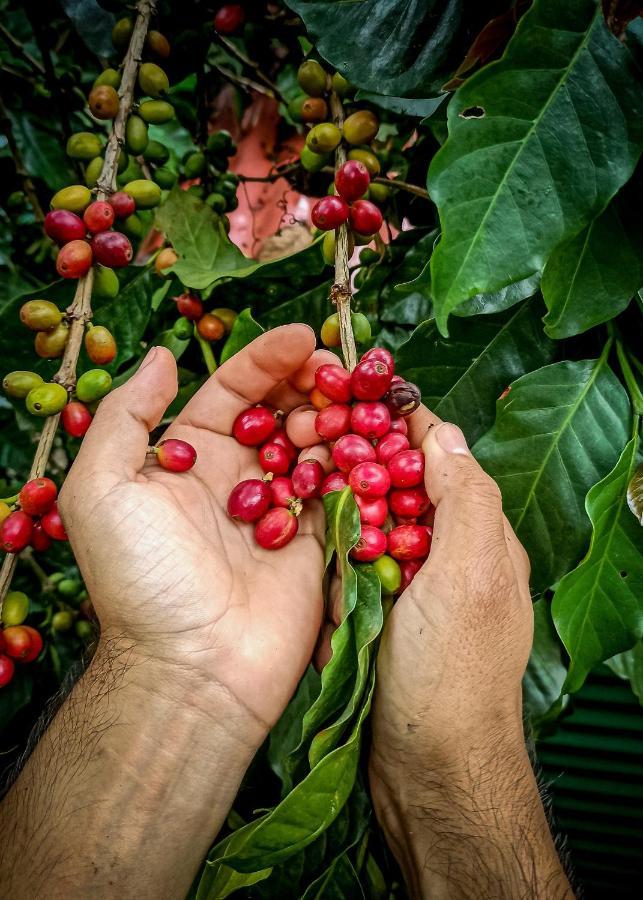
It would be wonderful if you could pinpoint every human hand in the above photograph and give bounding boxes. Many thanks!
[60,324,333,747]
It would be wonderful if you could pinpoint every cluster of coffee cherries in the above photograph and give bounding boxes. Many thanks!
[0,590,44,690]
[0,477,67,556]
[170,293,238,345]
[227,348,428,595]
[311,159,383,240]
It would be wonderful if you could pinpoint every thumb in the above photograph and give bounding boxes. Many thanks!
[422,422,506,563]
[68,346,178,485]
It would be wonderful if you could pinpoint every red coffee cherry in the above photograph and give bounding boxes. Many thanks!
[109,191,136,219]
[41,503,68,541]
[389,417,408,436]
[83,200,115,233]
[335,160,370,202]
[292,459,324,499]
[269,476,297,509]
[350,358,392,401]
[85,325,117,365]
[314,364,352,403]
[349,199,383,236]
[3,625,43,662]
[1,511,33,553]
[233,406,276,446]
[270,428,297,462]
[320,471,348,496]
[388,449,424,488]
[61,401,92,437]
[175,293,203,321]
[0,655,15,687]
[389,487,430,519]
[315,403,352,441]
[91,231,133,268]
[227,478,272,522]
[332,433,376,472]
[259,442,291,476]
[311,196,350,231]
[155,439,197,472]
[197,314,225,342]
[350,524,387,562]
[56,240,93,278]
[31,521,52,552]
[399,559,422,592]
[354,494,388,527]
[18,477,57,516]
[350,401,391,440]
[255,507,299,550]
[214,3,245,33]
[349,461,391,498]
[388,524,430,560]
[376,431,409,464]
[362,347,395,372]
[44,209,86,244]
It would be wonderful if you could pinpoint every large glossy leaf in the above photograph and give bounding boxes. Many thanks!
[286,0,462,97]
[606,641,643,704]
[541,193,643,338]
[302,852,364,899]
[8,112,73,191]
[428,0,643,333]
[269,667,321,796]
[60,0,115,56]
[474,353,631,592]
[395,299,555,444]
[552,433,643,692]
[523,599,567,725]
[259,281,333,335]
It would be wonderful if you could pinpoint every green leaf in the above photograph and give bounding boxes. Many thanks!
[286,0,463,97]
[605,641,643,704]
[260,281,333,334]
[428,0,643,332]
[455,274,541,318]
[473,353,631,592]
[395,299,555,444]
[301,852,364,899]
[91,269,154,373]
[552,431,643,692]
[269,666,321,796]
[8,112,73,191]
[354,90,446,118]
[0,672,32,730]
[541,192,643,338]
[60,0,115,56]
[523,599,567,725]
[220,309,264,364]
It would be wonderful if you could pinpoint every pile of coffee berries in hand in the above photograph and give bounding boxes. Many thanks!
[0,477,67,555]
[0,589,44,690]
[227,348,428,595]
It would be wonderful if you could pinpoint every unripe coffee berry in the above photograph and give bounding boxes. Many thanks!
[349,461,391,498]
[320,471,348,496]
[1,591,29,626]
[0,511,33,553]
[373,555,402,595]
[155,439,197,472]
[376,431,409,464]
[31,521,52,552]
[83,200,115,233]
[320,313,341,348]
[227,479,271,523]
[26,382,68,416]
[349,199,383,236]
[350,358,392,401]
[3,371,44,399]
[61,401,92,437]
[314,364,352,403]
[335,160,370,202]
[41,503,68,541]
[310,388,333,411]
[76,369,112,403]
[56,240,93,278]
[269,476,297,509]
[292,459,324,499]
[109,191,136,219]
[255,507,299,550]
[20,299,63,332]
[85,325,117,364]
[355,494,388,527]
[388,449,424,488]
[350,402,390,440]
[259,442,291,475]
[311,196,349,231]
[388,524,430,561]
[91,231,133,268]
[44,209,86,244]
[350,524,387,562]
[35,322,69,359]
[19,477,57,516]
[315,403,352,441]
[233,406,276,446]
[332,433,376,472]
[197,314,225,342]
[175,293,203,320]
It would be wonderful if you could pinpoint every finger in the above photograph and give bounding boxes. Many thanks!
[286,407,322,448]
[298,443,334,473]
[174,324,316,434]
[407,402,442,448]
[314,621,336,672]
[64,347,178,486]
[289,349,339,393]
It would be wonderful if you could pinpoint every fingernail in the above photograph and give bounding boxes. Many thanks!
[138,346,157,373]
[435,423,469,455]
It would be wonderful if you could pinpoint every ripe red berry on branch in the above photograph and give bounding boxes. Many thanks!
[311,196,350,231]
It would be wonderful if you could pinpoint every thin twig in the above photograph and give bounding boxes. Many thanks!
[0,92,45,222]
[0,23,45,75]
[328,89,357,372]
[320,166,430,200]
[0,0,155,609]
[236,163,299,183]
[214,33,286,105]
[213,63,277,100]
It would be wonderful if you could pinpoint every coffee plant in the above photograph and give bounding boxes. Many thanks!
[0,0,642,896]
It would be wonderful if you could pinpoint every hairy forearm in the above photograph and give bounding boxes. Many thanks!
[0,634,261,900]
[371,730,575,900]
